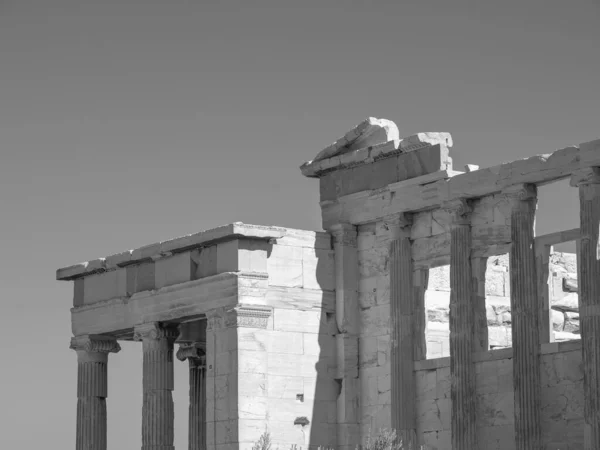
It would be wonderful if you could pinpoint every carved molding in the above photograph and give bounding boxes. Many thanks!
[570,167,600,187]
[70,335,121,354]
[176,342,206,363]
[225,305,272,329]
[205,307,226,331]
[443,198,473,225]
[237,271,269,280]
[330,223,357,247]
[133,322,179,342]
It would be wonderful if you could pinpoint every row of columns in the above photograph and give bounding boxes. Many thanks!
[70,323,207,450]
[390,173,600,450]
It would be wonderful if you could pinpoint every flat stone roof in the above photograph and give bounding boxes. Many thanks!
[56,222,325,281]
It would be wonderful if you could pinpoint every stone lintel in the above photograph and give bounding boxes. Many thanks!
[319,138,600,229]
[70,272,238,336]
[56,222,314,281]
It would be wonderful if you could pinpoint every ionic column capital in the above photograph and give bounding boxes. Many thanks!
[176,342,206,363]
[502,183,537,206]
[443,198,473,226]
[133,322,179,342]
[382,213,413,239]
[70,335,121,354]
[570,167,600,187]
[329,223,357,247]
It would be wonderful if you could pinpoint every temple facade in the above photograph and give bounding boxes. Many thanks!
[57,118,600,449]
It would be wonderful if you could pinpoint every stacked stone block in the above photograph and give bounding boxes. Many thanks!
[357,222,393,438]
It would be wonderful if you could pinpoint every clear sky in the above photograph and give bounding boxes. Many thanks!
[1,0,598,448]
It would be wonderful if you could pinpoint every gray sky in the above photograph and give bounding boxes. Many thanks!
[1,0,598,447]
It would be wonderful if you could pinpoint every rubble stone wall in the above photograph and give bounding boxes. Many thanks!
[426,252,580,359]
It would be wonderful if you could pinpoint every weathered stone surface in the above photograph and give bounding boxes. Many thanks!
[56,222,287,280]
[316,139,600,230]
[56,113,600,450]
[312,117,400,163]
[317,145,453,201]
[422,253,580,359]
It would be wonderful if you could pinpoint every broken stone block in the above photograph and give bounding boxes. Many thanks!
[498,311,512,325]
[551,293,579,312]
[564,312,580,334]
[312,117,400,162]
[428,306,449,323]
[551,309,565,331]
[563,274,578,292]
[398,132,453,152]
[428,265,450,291]
[486,304,498,325]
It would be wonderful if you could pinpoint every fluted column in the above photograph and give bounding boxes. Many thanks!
[504,183,542,450]
[70,335,121,450]
[388,213,419,448]
[445,199,477,450]
[571,168,600,449]
[134,323,178,450]
[177,343,207,450]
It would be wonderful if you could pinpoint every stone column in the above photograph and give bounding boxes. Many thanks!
[504,184,542,450]
[134,322,178,450]
[177,343,207,450]
[445,199,477,450]
[388,213,419,448]
[330,223,359,450]
[70,335,121,450]
[571,167,600,448]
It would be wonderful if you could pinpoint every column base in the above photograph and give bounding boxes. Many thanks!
[142,446,175,450]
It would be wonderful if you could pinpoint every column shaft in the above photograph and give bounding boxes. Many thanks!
[447,199,477,449]
[330,223,359,450]
[71,336,120,450]
[390,226,418,447]
[506,184,542,450]
[177,342,207,450]
[574,169,600,448]
[189,360,207,450]
[135,323,177,450]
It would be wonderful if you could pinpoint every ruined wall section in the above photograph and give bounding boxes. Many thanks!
[415,342,584,449]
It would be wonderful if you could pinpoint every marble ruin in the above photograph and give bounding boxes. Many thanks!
[57,117,600,449]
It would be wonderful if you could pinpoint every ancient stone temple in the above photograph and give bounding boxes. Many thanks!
[57,118,600,450]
